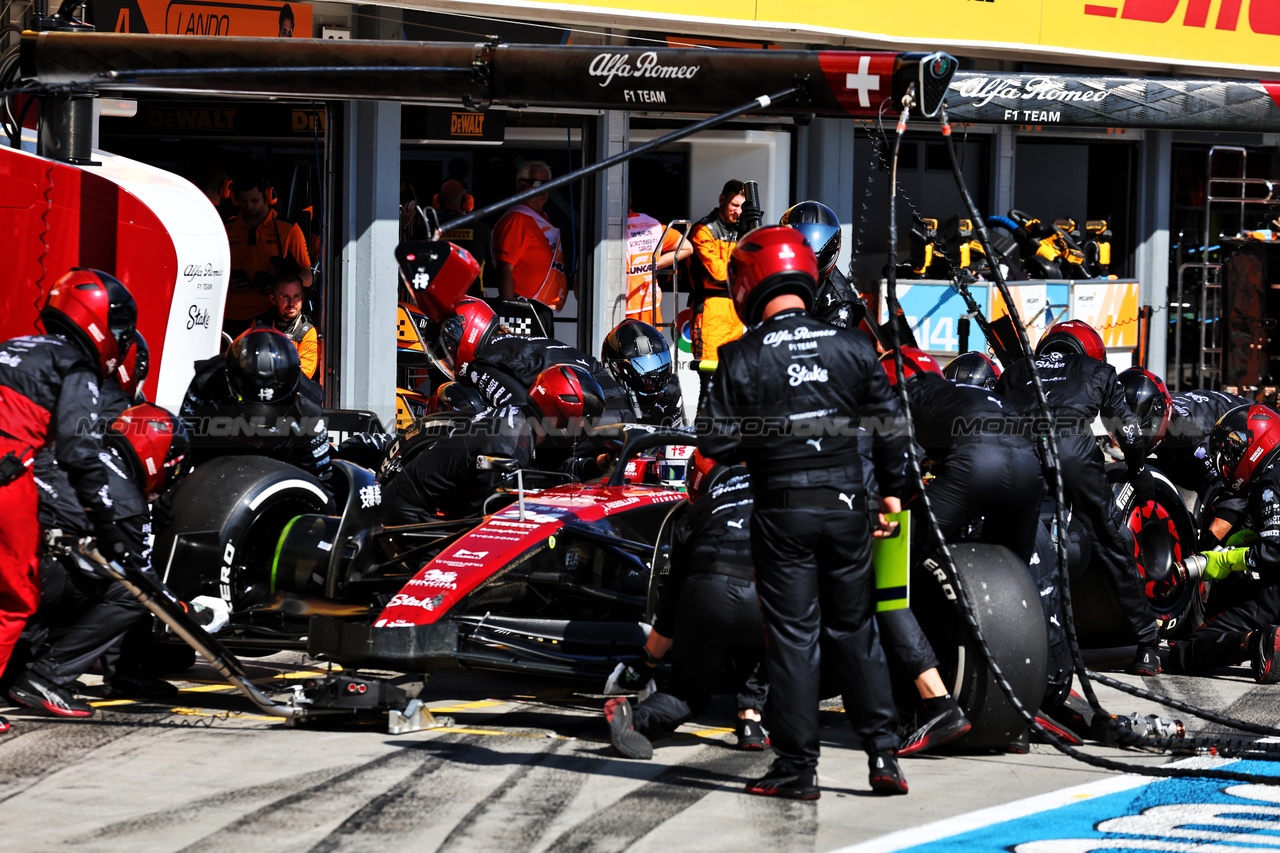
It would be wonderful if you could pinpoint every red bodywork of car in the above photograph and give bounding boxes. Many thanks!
[374,482,685,628]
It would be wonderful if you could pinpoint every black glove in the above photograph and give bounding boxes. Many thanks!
[95,526,144,569]
[1132,466,1155,507]
[150,485,176,538]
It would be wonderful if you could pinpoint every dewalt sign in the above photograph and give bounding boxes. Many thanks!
[402,107,506,144]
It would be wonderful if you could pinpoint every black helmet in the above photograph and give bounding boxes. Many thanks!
[225,328,301,419]
[1117,367,1173,451]
[780,201,842,280]
[602,319,672,401]
[428,380,487,415]
[943,351,1001,390]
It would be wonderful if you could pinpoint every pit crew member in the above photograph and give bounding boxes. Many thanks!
[884,347,1044,564]
[699,225,910,799]
[943,351,1001,390]
[604,453,768,759]
[602,319,684,426]
[1168,405,1280,681]
[0,269,139,734]
[997,320,1160,675]
[433,297,632,426]
[1147,383,1251,547]
[780,201,866,330]
[179,328,331,488]
[382,365,605,523]
[685,180,746,409]
[10,405,198,716]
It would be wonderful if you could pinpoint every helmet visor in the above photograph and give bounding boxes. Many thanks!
[105,284,137,352]
[427,316,462,379]
[628,350,673,395]
[1214,424,1251,483]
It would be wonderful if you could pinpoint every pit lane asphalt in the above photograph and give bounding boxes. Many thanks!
[0,650,1266,853]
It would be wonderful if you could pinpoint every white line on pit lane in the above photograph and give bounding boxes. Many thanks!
[830,755,1234,853]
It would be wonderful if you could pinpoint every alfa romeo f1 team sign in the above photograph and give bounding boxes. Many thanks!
[946,72,1280,131]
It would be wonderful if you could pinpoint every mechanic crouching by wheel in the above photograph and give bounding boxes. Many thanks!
[879,345,1049,751]
[9,405,201,716]
[179,328,331,490]
[1168,405,1280,680]
[997,321,1162,676]
[882,347,1044,564]
[0,269,140,735]
[1145,382,1251,548]
[604,452,768,759]
[699,226,910,800]
[382,365,605,523]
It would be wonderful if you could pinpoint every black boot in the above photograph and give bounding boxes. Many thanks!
[745,759,819,799]
[604,697,653,760]
[899,696,971,757]
[9,671,94,717]
[868,751,908,795]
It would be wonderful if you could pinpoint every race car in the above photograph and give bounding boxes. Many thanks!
[152,425,1053,748]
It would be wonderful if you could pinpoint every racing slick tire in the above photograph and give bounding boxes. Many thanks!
[910,542,1049,750]
[152,456,331,616]
[1072,464,1202,646]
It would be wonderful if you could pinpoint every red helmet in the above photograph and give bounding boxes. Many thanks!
[879,347,943,385]
[528,364,605,431]
[1210,404,1280,492]
[686,450,718,503]
[943,351,1001,389]
[1117,367,1172,451]
[1036,320,1106,361]
[430,297,497,378]
[116,332,149,400]
[41,268,138,376]
[396,240,481,321]
[728,226,819,326]
[108,404,190,501]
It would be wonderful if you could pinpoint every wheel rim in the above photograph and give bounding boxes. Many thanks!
[1128,499,1194,632]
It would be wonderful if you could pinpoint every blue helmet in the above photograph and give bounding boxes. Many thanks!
[780,200,842,279]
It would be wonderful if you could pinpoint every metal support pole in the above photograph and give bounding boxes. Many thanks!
[592,108,628,357]
[1136,130,1172,384]
[338,98,399,428]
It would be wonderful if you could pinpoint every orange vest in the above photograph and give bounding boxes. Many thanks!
[492,204,567,310]
[624,212,680,325]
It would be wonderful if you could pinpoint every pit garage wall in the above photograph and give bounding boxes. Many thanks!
[796,119,1173,380]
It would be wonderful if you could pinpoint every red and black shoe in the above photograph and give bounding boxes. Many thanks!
[604,697,653,760]
[745,760,820,799]
[8,671,94,718]
[869,751,909,795]
[736,718,770,751]
[1131,644,1162,676]
[0,716,10,734]
[898,702,971,757]
[1253,625,1280,684]
[1033,716,1083,746]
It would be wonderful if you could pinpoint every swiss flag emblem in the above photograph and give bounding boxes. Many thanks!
[818,52,895,117]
